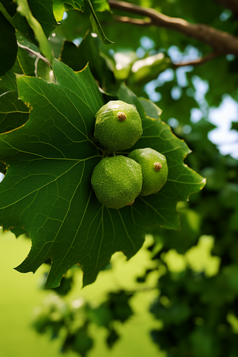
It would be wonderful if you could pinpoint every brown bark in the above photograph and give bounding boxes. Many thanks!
[108,0,238,56]
[173,52,220,67]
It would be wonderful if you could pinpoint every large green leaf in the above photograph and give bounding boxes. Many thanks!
[0,60,205,288]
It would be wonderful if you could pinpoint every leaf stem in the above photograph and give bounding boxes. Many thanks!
[0,4,15,27]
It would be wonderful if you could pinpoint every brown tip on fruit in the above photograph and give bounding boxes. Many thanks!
[126,200,135,206]
[117,112,126,121]
[154,162,162,171]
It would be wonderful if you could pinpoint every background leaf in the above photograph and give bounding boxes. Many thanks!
[65,0,85,11]
[0,12,17,76]
[85,0,113,44]
[92,0,110,12]
[53,0,66,22]
[60,31,115,91]
[15,0,54,62]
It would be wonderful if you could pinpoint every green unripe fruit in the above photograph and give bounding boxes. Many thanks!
[91,155,143,209]
[94,100,143,152]
[128,148,168,196]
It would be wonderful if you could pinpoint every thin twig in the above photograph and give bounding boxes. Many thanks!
[34,57,40,77]
[17,42,51,67]
[108,0,238,56]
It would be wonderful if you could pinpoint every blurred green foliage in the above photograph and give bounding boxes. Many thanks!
[1,0,238,356]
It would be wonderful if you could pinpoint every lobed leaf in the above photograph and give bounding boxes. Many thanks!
[0,61,205,288]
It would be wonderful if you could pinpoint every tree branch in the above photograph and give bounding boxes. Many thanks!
[173,52,220,67]
[113,15,152,26]
[108,0,238,56]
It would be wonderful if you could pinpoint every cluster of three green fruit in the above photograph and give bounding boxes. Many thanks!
[91,101,168,209]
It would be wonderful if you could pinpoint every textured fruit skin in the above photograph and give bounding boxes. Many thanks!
[94,100,143,152]
[91,155,142,209]
[128,148,168,196]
